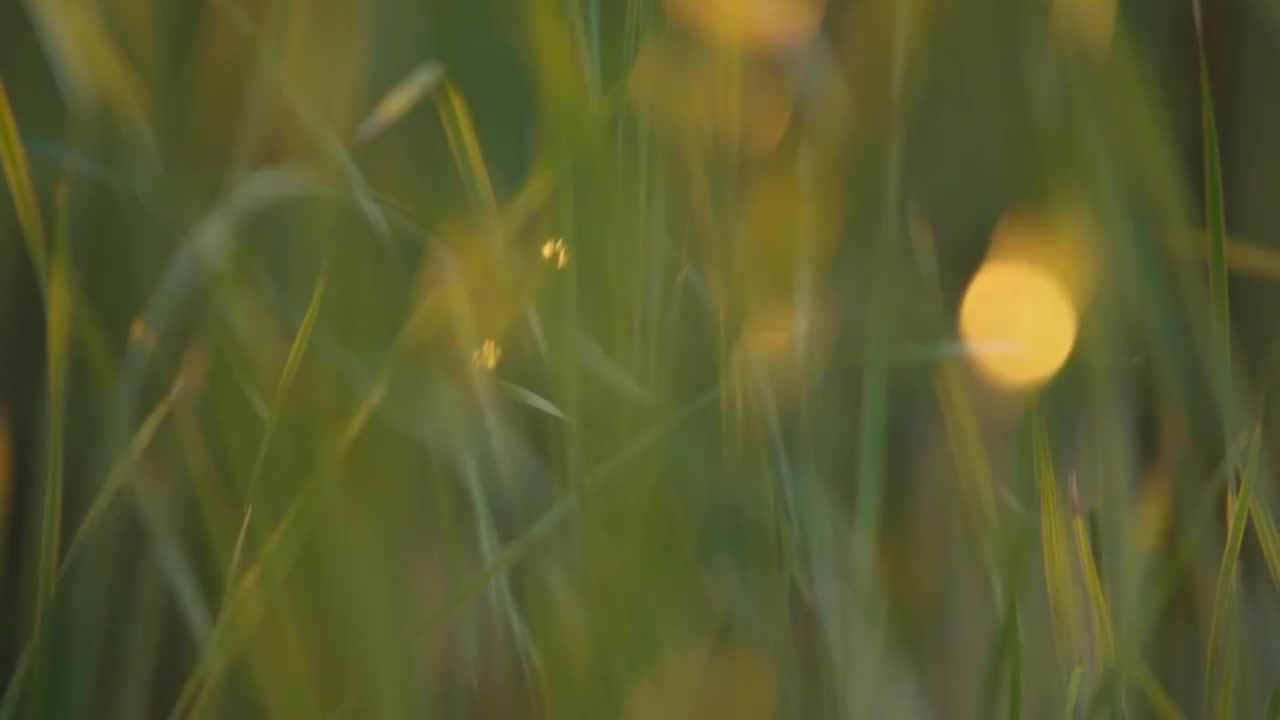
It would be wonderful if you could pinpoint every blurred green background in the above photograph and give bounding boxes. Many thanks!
[4,0,1280,717]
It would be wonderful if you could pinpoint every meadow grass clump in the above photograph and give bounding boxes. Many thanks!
[3,0,1280,717]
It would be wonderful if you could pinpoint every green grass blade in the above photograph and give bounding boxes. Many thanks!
[225,266,327,600]
[1131,659,1184,720]
[0,374,184,719]
[495,379,572,422]
[980,593,1021,718]
[1248,493,1280,591]
[1065,661,1083,720]
[28,177,73,717]
[0,73,47,282]
[1034,411,1080,670]
[355,61,446,144]
[1068,474,1115,667]
[1190,0,1230,369]
[1205,422,1261,714]
[411,386,721,638]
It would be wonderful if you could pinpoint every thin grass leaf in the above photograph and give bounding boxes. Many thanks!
[36,181,73,597]
[1067,474,1115,666]
[1205,422,1261,714]
[26,1,161,169]
[0,376,184,720]
[934,362,1000,546]
[1190,0,1230,372]
[0,73,47,281]
[434,84,501,234]
[1034,412,1080,669]
[285,91,391,241]
[496,380,572,422]
[412,385,721,638]
[1217,647,1235,719]
[1248,493,1280,590]
[1065,662,1083,720]
[752,371,808,600]
[1130,658,1183,720]
[225,267,328,602]
[980,592,1024,718]
[27,176,74,718]
[572,331,653,405]
[356,61,446,143]
[460,457,543,701]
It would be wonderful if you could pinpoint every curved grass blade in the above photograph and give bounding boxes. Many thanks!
[1065,661,1083,720]
[434,84,502,240]
[1130,658,1183,720]
[224,266,328,605]
[0,377,185,720]
[980,593,1021,720]
[1248,493,1280,591]
[1068,474,1115,667]
[284,90,391,242]
[27,176,74,718]
[1190,0,1230,373]
[1034,412,1080,670]
[355,62,446,144]
[408,386,719,640]
[0,73,47,281]
[1205,422,1261,716]
[495,379,572,422]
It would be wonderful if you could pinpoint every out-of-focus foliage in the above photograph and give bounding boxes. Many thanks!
[3,0,1280,717]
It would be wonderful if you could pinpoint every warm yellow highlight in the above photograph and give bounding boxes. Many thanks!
[541,238,569,269]
[959,259,1078,388]
[472,338,502,370]
[665,0,828,52]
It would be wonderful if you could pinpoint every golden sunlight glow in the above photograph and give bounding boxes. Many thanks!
[472,338,502,370]
[665,0,828,52]
[541,238,569,269]
[959,259,1078,388]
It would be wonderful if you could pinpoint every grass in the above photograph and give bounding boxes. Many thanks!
[4,0,1280,717]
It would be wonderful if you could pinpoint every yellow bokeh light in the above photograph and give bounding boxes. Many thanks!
[959,259,1078,388]
[664,0,828,52]
[541,238,569,269]
[472,338,502,370]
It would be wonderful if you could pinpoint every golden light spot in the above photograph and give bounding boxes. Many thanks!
[541,238,569,269]
[959,259,1078,388]
[472,338,502,370]
[665,0,828,52]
